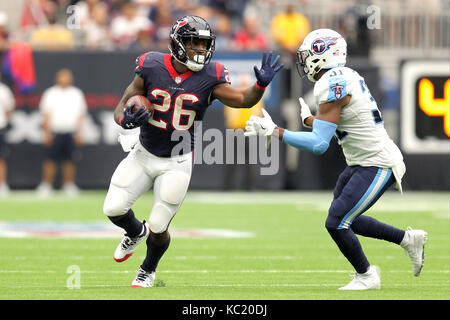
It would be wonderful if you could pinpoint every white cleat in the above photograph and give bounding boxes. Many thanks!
[131,267,155,288]
[36,182,53,198]
[63,183,80,197]
[0,184,10,197]
[400,227,428,276]
[113,222,150,262]
[339,265,381,291]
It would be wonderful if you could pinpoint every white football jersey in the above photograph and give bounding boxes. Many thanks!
[314,67,405,188]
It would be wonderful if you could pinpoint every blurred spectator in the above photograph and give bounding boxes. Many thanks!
[111,1,152,49]
[147,0,195,21]
[51,0,72,25]
[36,69,87,197]
[232,13,268,51]
[207,0,249,22]
[211,13,232,50]
[337,4,372,57]
[171,0,197,19]
[73,0,104,28]
[270,4,310,56]
[103,0,125,13]
[0,77,15,196]
[82,2,113,50]
[30,16,75,50]
[0,11,10,51]
[20,0,57,33]
[129,28,153,51]
[148,0,175,50]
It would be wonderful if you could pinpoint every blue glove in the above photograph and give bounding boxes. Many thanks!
[253,52,284,88]
[119,105,151,129]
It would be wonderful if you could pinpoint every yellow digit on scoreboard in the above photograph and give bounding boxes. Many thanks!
[418,78,450,137]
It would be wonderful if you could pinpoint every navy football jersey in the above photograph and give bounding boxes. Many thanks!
[134,51,230,157]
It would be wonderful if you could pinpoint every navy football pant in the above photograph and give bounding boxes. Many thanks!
[325,166,405,273]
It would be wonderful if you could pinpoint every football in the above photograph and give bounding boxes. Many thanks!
[126,95,154,114]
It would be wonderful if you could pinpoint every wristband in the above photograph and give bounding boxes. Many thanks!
[255,82,266,91]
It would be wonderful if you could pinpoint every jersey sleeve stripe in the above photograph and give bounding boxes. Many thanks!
[139,52,150,68]
[215,62,223,82]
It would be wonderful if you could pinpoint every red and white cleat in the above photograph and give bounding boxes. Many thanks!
[113,222,150,262]
[131,267,155,288]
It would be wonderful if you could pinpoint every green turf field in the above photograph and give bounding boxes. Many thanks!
[0,191,448,300]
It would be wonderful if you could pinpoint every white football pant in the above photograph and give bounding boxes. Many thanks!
[103,141,192,234]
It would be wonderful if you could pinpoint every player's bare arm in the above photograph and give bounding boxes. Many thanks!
[113,75,146,124]
[212,82,266,108]
[41,113,52,146]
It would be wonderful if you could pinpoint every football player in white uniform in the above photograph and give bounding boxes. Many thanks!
[245,29,427,290]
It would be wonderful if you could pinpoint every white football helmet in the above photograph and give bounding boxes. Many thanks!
[296,29,347,82]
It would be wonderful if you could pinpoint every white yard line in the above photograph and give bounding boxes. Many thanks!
[0,269,448,274]
[1,255,449,261]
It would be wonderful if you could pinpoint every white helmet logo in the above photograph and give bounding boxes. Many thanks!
[311,37,338,55]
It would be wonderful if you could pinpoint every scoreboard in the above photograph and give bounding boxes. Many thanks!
[400,60,450,153]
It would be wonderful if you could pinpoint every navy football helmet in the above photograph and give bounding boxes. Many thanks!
[169,15,216,72]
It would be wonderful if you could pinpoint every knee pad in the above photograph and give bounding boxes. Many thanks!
[159,171,190,205]
[325,215,340,231]
[325,205,342,231]
[325,198,350,231]
[103,185,130,217]
[148,203,176,234]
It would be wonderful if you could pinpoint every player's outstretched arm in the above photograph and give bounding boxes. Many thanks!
[276,96,349,154]
[212,52,283,108]
[114,75,146,125]
[213,82,266,108]
[245,96,350,155]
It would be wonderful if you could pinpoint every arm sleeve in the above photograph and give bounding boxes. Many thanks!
[282,119,337,155]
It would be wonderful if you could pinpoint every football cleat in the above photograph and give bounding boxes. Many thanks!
[338,265,381,291]
[0,184,10,197]
[63,183,80,197]
[36,182,53,198]
[113,222,150,262]
[400,227,428,276]
[131,267,155,288]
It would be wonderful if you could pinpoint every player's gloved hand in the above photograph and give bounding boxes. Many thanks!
[253,52,284,88]
[299,97,313,128]
[119,104,151,129]
[244,109,277,137]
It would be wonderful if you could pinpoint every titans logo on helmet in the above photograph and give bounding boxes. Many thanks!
[311,37,338,54]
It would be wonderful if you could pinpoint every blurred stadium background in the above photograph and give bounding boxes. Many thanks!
[0,0,448,192]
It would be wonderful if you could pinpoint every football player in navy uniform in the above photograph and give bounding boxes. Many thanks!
[103,15,283,287]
